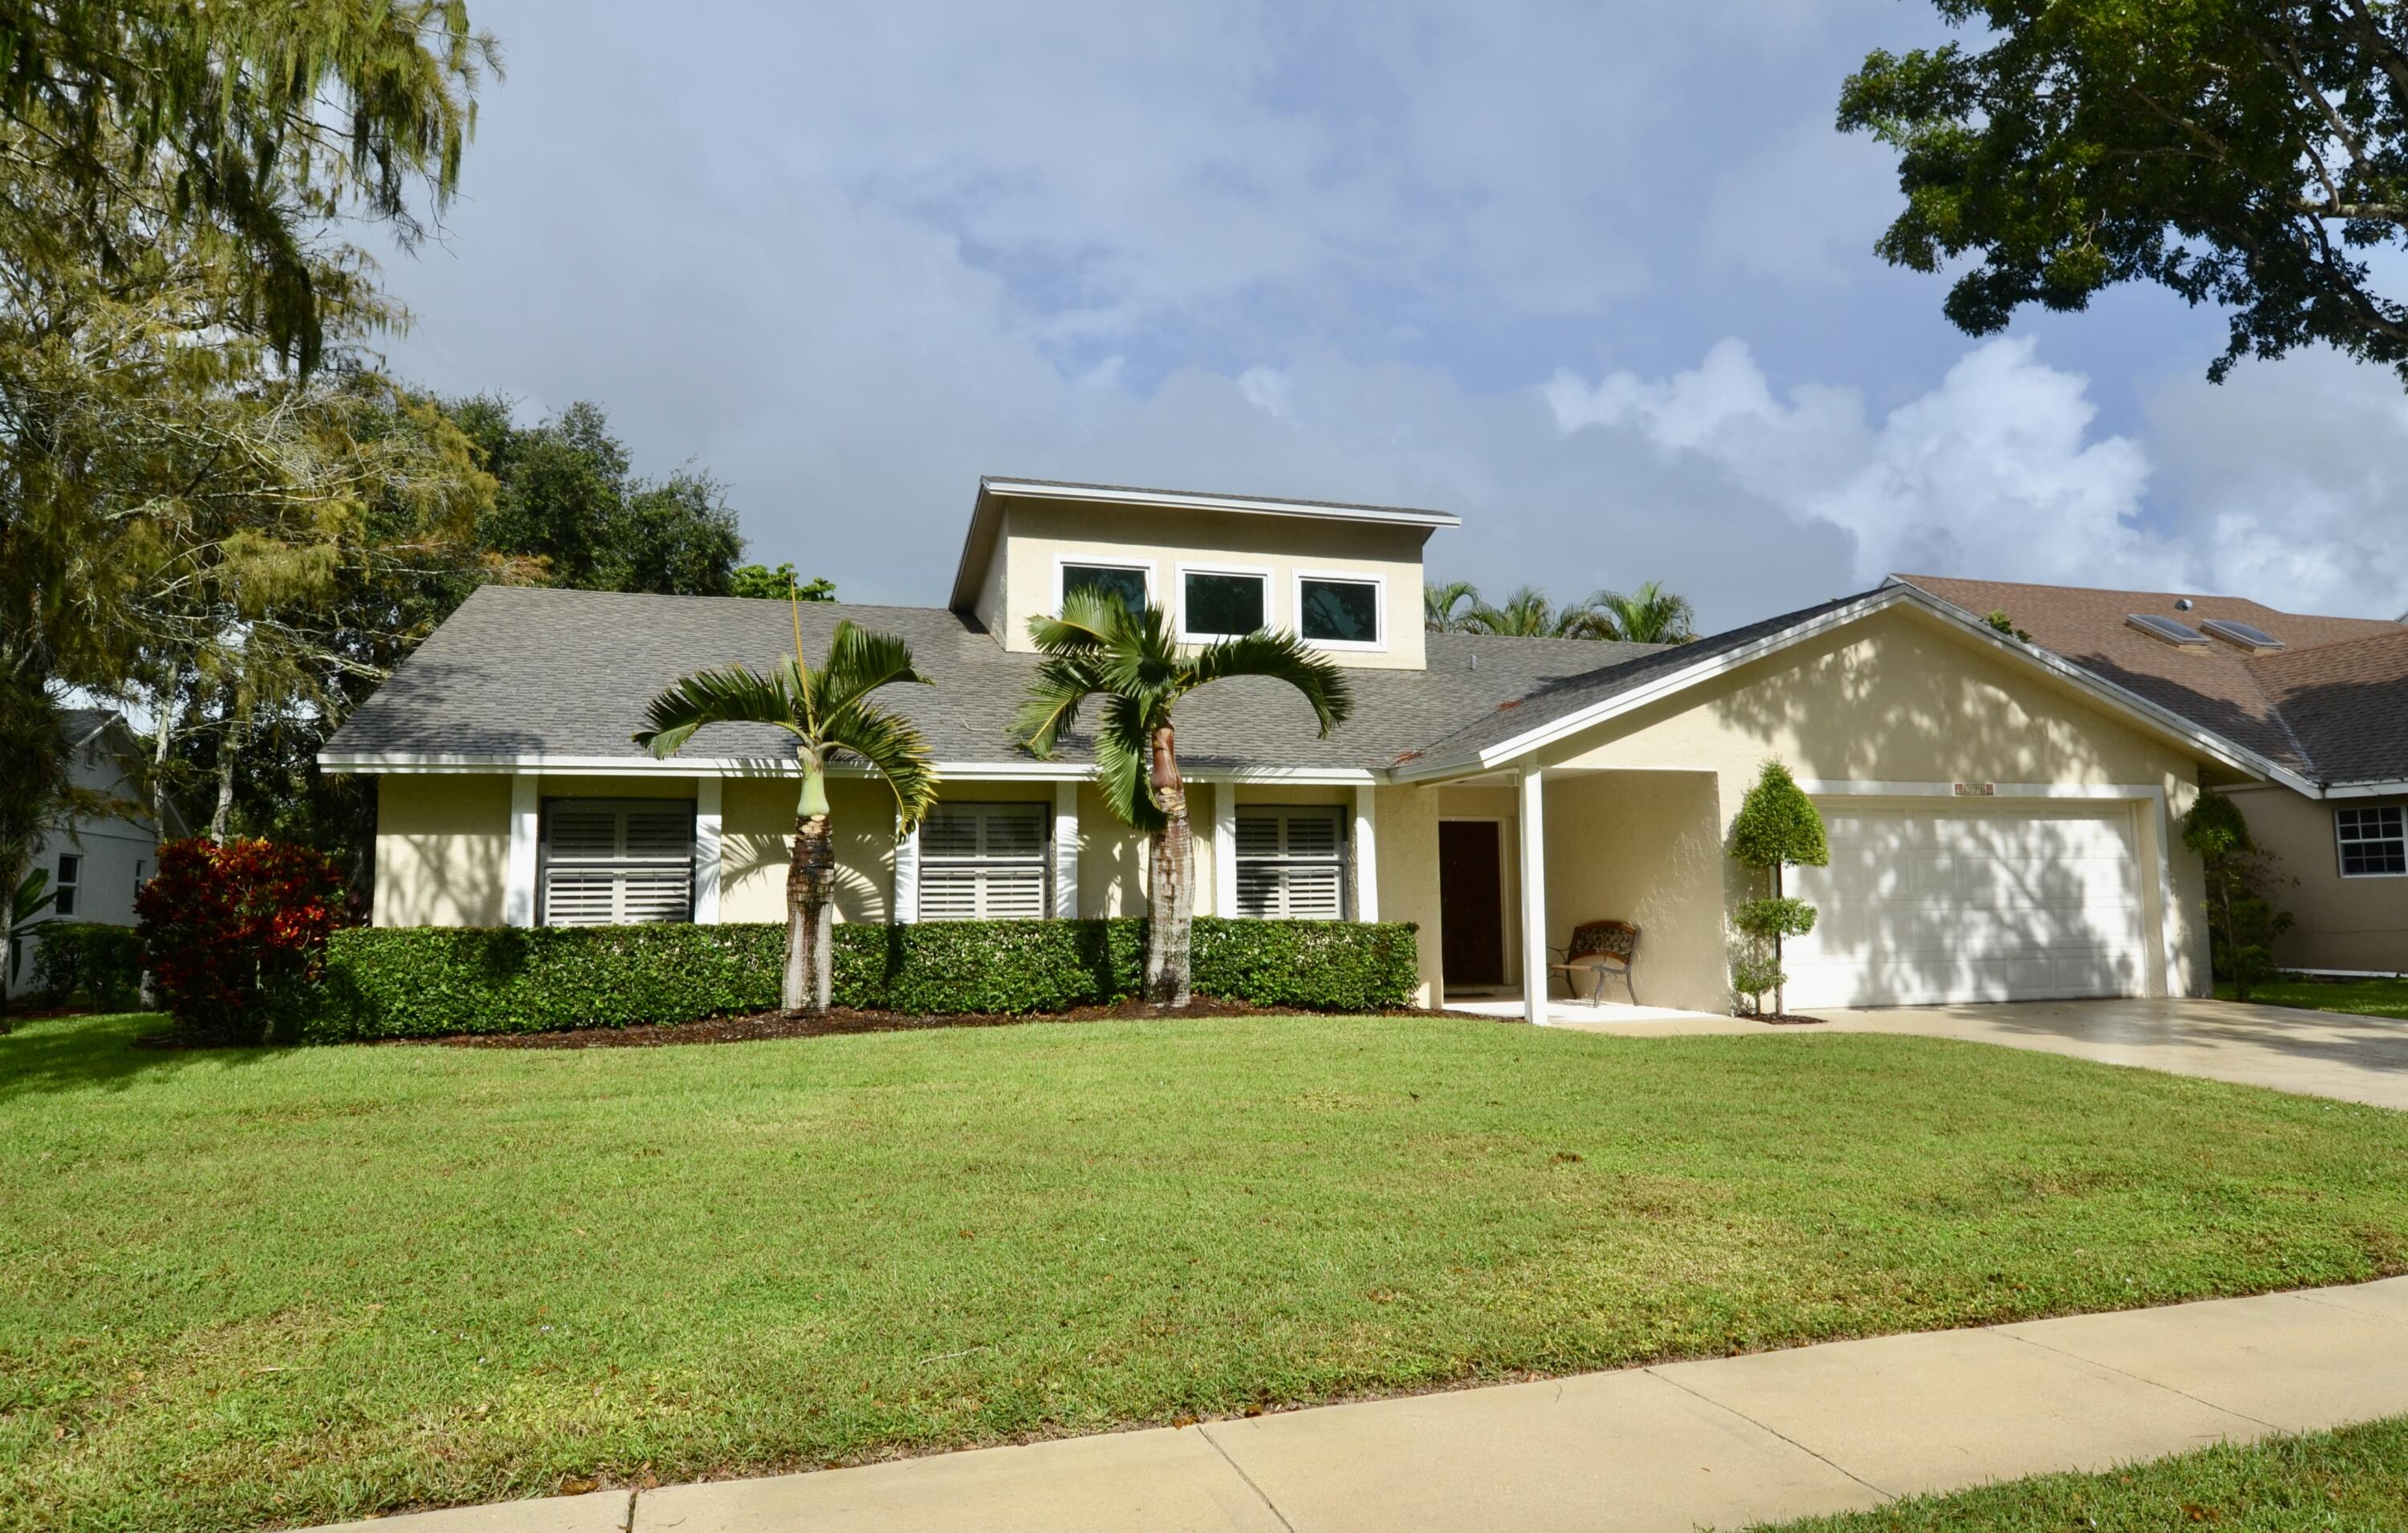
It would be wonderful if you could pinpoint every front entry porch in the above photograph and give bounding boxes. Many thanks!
[1426,766,1735,1024]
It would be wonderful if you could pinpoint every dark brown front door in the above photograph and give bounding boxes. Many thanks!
[1438,820,1505,988]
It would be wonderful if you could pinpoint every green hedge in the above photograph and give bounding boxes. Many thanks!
[28,923,146,1010]
[310,917,1422,1041]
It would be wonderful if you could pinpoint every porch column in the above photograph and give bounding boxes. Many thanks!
[1212,783,1238,918]
[1352,782,1379,922]
[893,820,921,923]
[693,777,723,924]
[1519,768,1548,1026]
[504,775,539,928]
[1052,780,1080,919]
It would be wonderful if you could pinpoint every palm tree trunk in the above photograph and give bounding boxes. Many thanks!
[1144,723,1193,1006]
[785,754,836,1015]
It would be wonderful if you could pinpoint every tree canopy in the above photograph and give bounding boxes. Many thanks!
[1842,1,2408,384]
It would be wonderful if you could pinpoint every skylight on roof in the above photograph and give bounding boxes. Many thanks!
[2126,613,2210,646]
[2199,617,2284,652]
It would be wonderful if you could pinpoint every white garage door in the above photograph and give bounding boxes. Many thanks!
[1781,801,2151,1008]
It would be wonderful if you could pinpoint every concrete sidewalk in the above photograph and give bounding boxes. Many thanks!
[326,1276,2408,1533]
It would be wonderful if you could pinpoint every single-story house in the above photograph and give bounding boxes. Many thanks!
[322,478,2276,1021]
[1896,575,2408,977]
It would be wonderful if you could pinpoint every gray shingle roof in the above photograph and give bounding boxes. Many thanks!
[322,585,1671,774]
[1393,592,1874,777]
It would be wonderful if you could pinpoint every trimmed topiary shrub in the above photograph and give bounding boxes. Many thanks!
[29,923,146,1010]
[309,917,1422,1041]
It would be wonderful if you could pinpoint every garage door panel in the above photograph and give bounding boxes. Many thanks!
[1783,800,2149,1009]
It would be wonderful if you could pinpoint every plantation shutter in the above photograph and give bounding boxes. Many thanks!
[540,799,696,925]
[1234,807,1347,919]
[916,803,1051,921]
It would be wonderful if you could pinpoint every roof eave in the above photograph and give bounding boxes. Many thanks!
[1385,584,2297,789]
[948,474,1464,613]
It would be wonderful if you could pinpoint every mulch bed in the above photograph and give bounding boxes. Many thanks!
[1755,1013,1828,1026]
[425,997,1490,1049]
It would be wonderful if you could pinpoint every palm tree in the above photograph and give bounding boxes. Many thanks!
[1597,581,1699,645]
[1424,579,1481,632]
[633,599,938,1015]
[1010,592,1352,1006]
[1463,585,1622,640]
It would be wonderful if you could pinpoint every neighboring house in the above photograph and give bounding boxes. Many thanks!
[6,710,172,998]
[1897,575,2408,977]
[321,478,2275,1019]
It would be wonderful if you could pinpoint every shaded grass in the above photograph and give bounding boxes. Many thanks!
[5,1011,2408,1531]
[1753,1416,2408,1531]
[2220,974,2408,1022]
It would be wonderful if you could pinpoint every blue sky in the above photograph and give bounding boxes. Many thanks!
[377,1,2408,628]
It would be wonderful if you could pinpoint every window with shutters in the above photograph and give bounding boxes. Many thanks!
[917,802,1051,921]
[540,799,696,925]
[1234,806,1348,919]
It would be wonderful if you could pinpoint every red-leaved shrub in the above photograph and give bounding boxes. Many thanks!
[135,838,351,1040]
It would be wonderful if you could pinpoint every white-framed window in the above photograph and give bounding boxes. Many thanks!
[1294,571,1385,650]
[540,799,696,925]
[1056,557,1153,617]
[2337,804,2407,877]
[918,802,1051,920]
[54,853,79,917]
[1178,563,1271,641]
[1235,805,1348,919]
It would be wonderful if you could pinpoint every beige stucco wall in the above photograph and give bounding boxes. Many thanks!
[1374,783,1442,1006]
[1539,771,1724,1010]
[375,775,510,927]
[723,776,897,925]
[1539,604,2215,1008]
[980,499,1431,669]
[2228,784,2408,972]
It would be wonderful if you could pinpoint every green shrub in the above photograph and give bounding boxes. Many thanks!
[29,923,146,1010]
[311,917,1422,1041]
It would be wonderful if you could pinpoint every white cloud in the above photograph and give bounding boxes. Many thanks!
[376,2,2408,636]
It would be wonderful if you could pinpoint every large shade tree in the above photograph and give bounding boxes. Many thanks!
[1010,592,1352,1006]
[634,604,938,1014]
[1843,1,2408,385]
[0,0,494,909]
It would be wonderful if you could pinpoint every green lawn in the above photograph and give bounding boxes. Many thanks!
[2219,974,2408,1021]
[6,1013,2408,1533]
[1753,1416,2408,1531]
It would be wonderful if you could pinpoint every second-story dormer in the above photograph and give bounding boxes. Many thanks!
[947,477,1459,669]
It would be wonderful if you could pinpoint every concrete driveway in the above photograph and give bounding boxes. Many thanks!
[1568,998,2408,1111]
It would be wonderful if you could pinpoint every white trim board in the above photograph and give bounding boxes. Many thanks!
[319,752,1375,786]
[981,477,1461,529]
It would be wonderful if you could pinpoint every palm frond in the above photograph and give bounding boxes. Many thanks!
[816,620,933,730]
[1186,629,1355,738]
[1092,693,1164,831]
[1424,579,1480,632]
[821,706,941,836]
[633,664,798,758]
[1009,653,1108,758]
[1025,590,1125,654]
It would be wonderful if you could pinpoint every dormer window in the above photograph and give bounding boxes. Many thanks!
[1299,573,1384,649]
[1180,566,1268,639]
[1060,559,1151,616]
